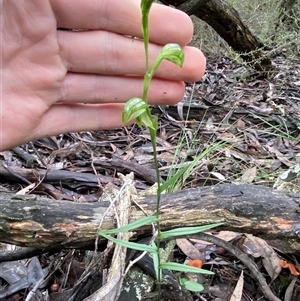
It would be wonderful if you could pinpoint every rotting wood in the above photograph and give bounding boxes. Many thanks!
[0,183,299,254]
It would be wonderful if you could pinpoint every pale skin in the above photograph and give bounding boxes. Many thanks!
[0,0,206,151]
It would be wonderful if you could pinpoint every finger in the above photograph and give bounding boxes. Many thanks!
[58,74,185,105]
[58,30,206,82]
[3,0,56,42]
[51,0,193,46]
[35,103,126,139]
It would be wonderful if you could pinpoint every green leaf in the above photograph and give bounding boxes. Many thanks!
[149,116,158,138]
[152,242,160,280]
[150,44,185,77]
[160,262,214,275]
[100,215,157,235]
[140,0,155,16]
[140,0,155,40]
[179,278,204,292]
[122,97,147,124]
[159,223,223,239]
[160,43,185,67]
[140,0,155,68]
[159,162,192,193]
[165,140,227,192]
[137,110,155,130]
[100,233,157,253]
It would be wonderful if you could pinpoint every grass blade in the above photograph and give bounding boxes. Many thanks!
[161,262,214,275]
[100,215,157,235]
[100,233,157,253]
[159,223,223,239]
[159,163,192,193]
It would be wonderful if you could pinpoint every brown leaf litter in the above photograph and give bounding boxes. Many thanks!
[0,54,299,301]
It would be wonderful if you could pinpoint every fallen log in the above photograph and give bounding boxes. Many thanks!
[0,183,299,254]
[160,0,273,72]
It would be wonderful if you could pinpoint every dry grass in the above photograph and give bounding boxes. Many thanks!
[190,0,300,59]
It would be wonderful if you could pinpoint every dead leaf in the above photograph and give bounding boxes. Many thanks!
[176,238,204,261]
[217,231,242,242]
[229,270,244,301]
[16,183,36,195]
[240,166,257,183]
[284,276,297,301]
[243,234,281,281]
[236,119,246,130]
[210,171,226,181]
[265,146,294,167]
[27,257,44,286]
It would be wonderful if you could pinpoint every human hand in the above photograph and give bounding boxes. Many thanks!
[1,0,206,151]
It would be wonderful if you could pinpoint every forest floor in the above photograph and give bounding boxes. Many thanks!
[0,53,299,301]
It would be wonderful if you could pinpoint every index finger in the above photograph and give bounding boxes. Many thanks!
[50,0,194,46]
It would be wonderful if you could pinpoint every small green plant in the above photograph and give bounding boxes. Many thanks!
[100,0,223,295]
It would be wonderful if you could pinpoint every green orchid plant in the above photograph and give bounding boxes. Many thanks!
[100,0,222,294]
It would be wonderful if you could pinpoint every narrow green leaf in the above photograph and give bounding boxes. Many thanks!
[160,262,214,275]
[122,98,147,124]
[152,242,160,280]
[140,0,155,73]
[149,117,158,139]
[159,223,223,239]
[140,0,155,41]
[100,233,156,253]
[160,43,185,67]
[100,215,157,235]
[166,140,227,192]
[159,162,192,193]
[140,0,155,16]
[179,278,204,292]
[142,73,152,101]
